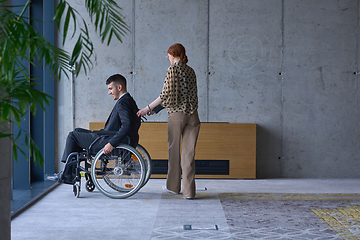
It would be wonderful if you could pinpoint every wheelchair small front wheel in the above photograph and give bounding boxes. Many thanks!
[73,182,80,198]
[85,179,95,192]
[91,144,146,199]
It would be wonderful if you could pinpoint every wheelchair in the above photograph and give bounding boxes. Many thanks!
[62,131,152,199]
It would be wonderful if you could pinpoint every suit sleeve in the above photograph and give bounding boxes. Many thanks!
[108,100,132,147]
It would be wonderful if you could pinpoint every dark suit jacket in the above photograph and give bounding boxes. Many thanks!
[100,92,141,148]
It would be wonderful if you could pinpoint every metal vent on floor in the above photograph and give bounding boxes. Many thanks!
[183,225,219,230]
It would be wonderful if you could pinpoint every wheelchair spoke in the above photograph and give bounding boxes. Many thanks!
[91,144,146,199]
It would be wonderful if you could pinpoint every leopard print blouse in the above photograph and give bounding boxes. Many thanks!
[160,61,198,115]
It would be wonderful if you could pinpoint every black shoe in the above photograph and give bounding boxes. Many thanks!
[47,171,63,183]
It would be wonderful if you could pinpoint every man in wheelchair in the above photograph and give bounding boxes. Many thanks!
[48,74,141,184]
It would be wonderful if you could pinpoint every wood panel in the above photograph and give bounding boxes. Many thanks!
[89,122,256,179]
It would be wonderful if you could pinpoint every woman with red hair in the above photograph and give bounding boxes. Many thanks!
[137,43,200,199]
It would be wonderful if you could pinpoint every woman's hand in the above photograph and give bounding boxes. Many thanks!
[147,110,155,116]
[137,97,161,117]
[137,108,149,117]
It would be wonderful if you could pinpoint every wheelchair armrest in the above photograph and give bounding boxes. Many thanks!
[88,131,117,152]
[92,130,117,136]
[88,131,131,152]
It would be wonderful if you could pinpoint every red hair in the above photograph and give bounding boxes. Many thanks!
[167,43,188,64]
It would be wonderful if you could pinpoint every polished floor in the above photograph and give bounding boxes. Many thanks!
[11,179,360,240]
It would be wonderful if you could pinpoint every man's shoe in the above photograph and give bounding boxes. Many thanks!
[47,171,63,183]
[47,175,58,181]
[162,185,178,194]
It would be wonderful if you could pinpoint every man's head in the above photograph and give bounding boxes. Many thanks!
[106,74,127,100]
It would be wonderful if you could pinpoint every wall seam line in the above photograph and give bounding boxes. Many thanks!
[132,0,136,96]
[279,0,285,177]
[206,0,210,122]
[356,0,359,114]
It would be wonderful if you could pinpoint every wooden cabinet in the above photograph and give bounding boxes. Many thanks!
[89,122,256,179]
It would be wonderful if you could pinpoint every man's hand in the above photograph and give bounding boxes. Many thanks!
[103,143,114,154]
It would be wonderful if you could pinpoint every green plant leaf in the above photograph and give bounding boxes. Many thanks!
[0,133,12,138]
[54,0,66,27]
[1,0,129,166]
[63,6,72,44]
[12,144,18,161]
[0,104,10,122]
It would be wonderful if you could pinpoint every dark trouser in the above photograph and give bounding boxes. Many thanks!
[60,128,130,183]
[61,128,100,163]
[61,128,133,163]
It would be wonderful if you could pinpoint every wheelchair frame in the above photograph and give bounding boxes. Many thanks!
[64,141,152,199]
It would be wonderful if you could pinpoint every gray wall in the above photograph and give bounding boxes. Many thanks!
[57,0,360,178]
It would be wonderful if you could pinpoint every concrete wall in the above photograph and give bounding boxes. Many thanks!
[57,0,360,178]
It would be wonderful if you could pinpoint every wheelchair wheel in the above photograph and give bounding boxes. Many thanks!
[84,173,95,192]
[85,179,95,192]
[136,144,152,187]
[91,144,146,199]
[73,182,80,198]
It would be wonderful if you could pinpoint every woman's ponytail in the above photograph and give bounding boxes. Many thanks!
[167,43,188,63]
[180,53,188,64]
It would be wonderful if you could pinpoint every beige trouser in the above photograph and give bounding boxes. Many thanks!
[166,110,201,198]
